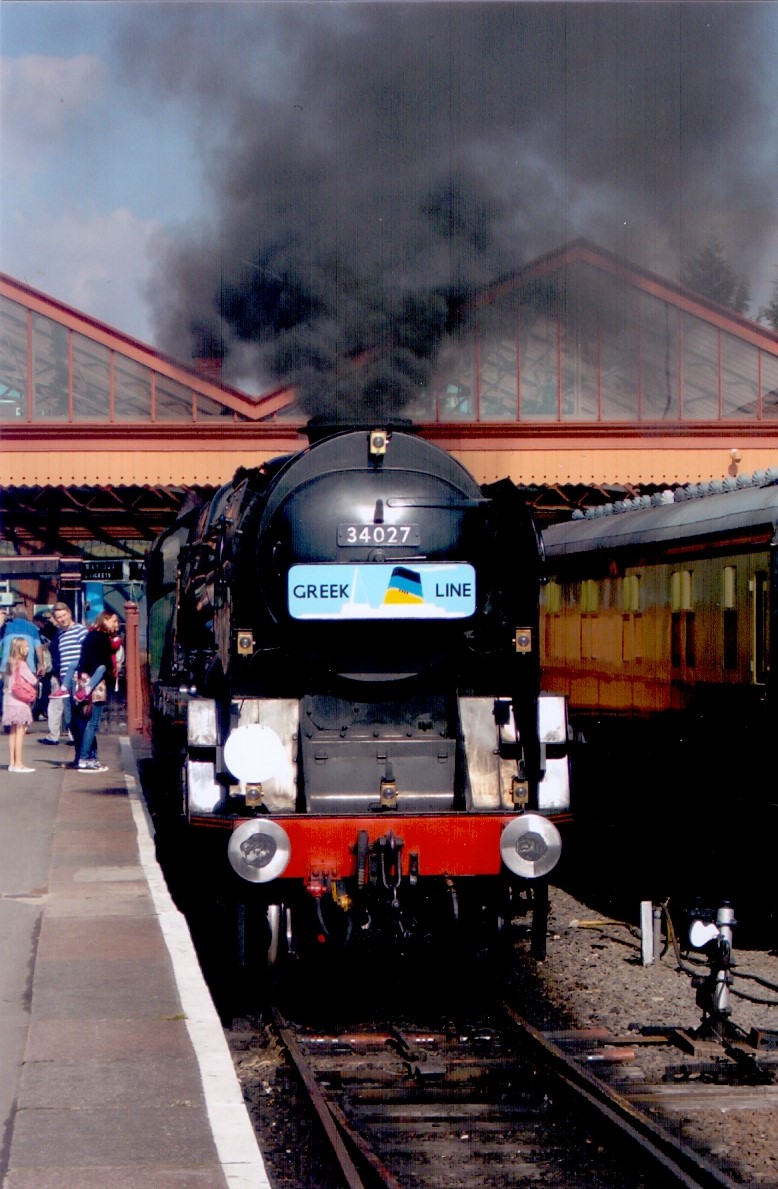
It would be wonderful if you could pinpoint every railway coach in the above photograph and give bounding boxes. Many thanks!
[541,473,778,913]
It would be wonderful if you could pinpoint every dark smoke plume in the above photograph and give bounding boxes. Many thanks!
[117,3,777,420]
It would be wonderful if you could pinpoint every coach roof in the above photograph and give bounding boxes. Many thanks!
[543,480,778,559]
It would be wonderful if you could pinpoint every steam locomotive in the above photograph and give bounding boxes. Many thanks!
[146,422,571,968]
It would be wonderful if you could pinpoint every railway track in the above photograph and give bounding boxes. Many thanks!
[265,1005,778,1189]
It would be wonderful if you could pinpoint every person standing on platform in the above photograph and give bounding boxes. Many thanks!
[109,623,125,694]
[0,604,45,678]
[3,636,37,773]
[0,607,8,701]
[33,614,55,721]
[71,610,119,773]
[41,602,87,747]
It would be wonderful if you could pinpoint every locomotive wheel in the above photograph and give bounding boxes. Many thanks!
[236,898,270,969]
[230,897,273,1012]
[529,879,550,960]
[428,877,513,961]
[266,903,293,968]
[234,897,297,994]
[437,877,548,966]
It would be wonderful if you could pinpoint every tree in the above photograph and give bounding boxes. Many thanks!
[758,273,778,332]
[681,240,750,315]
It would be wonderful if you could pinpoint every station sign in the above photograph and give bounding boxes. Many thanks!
[82,560,144,582]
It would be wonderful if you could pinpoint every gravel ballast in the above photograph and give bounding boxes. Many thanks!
[507,886,778,1187]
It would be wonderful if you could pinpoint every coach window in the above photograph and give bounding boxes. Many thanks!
[543,581,562,614]
[580,578,599,659]
[671,569,694,669]
[752,572,770,684]
[722,566,738,670]
[581,579,599,613]
[543,580,562,658]
[621,574,643,662]
[622,574,641,613]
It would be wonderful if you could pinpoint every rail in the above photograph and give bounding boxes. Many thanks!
[268,1006,749,1189]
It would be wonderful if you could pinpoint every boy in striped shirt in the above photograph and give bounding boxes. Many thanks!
[41,602,87,746]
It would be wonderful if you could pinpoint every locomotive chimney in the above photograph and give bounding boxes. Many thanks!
[193,354,224,383]
[191,321,225,384]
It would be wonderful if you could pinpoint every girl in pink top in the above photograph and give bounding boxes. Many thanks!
[3,637,37,773]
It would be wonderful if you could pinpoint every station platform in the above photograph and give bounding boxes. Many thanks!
[0,723,270,1189]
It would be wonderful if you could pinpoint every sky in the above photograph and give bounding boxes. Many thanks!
[2,1,778,410]
[1,2,205,343]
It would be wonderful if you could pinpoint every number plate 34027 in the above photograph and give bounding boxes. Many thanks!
[337,524,420,546]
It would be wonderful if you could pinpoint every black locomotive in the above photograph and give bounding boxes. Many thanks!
[146,422,570,968]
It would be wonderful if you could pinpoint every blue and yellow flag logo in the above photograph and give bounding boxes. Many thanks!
[382,566,424,606]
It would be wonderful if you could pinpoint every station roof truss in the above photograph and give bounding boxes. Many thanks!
[2,240,778,559]
[0,483,212,560]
